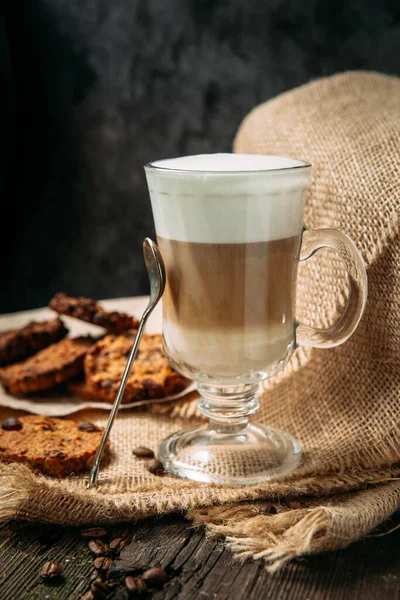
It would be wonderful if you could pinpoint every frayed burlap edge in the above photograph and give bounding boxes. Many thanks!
[190,481,400,572]
[1,462,399,572]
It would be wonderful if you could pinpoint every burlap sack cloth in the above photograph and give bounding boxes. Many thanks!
[1,71,400,570]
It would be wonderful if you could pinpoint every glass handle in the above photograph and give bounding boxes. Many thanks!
[296,228,368,348]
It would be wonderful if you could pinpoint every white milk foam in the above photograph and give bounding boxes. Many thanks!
[145,153,310,244]
[151,153,307,172]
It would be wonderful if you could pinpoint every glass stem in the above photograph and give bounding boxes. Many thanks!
[197,383,260,434]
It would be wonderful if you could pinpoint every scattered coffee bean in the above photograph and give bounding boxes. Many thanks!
[288,500,302,509]
[125,576,147,595]
[141,567,168,588]
[109,537,126,553]
[2,417,23,431]
[94,556,113,572]
[40,560,63,580]
[136,578,147,593]
[81,527,108,539]
[91,580,109,599]
[78,421,98,432]
[125,576,135,591]
[88,539,111,556]
[147,459,164,476]
[258,503,277,515]
[132,446,155,459]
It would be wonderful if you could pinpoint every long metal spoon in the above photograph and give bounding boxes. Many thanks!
[87,238,166,488]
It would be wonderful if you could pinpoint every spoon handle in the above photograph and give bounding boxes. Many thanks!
[87,313,150,488]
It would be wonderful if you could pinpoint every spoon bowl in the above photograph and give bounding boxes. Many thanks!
[143,239,166,310]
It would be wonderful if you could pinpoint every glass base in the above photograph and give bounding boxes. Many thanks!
[158,423,302,485]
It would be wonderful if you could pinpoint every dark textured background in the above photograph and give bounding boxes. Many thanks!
[2,0,400,312]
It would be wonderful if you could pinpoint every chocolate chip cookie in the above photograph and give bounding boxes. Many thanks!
[83,333,188,403]
[0,415,109,476]
[49,292,139,332]
[0,318,68,366]
[0,336,95,395]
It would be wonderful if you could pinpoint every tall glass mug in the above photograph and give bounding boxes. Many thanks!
[144,154,367,485]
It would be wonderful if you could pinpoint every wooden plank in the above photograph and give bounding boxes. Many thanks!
[0,516,399,600]
[0,522,94,600]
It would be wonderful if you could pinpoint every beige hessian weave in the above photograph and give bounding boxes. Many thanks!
[1,71,400,570]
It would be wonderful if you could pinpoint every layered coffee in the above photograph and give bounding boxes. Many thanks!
[158,236,300,379]
[145,154,309,382]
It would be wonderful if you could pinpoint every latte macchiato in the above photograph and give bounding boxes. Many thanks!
[145,152,368,486]
[145,153,309,382]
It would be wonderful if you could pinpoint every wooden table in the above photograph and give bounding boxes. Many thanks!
[1,513,399,599]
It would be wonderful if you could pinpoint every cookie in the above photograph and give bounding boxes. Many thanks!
[68,379,99,402]
[0,336,95,395]
[84,333,188,403]
[0,415,109,477]
[0,318,68,366]
[49,292,139,332]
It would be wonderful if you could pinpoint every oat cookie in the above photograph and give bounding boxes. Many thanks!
[0,336,95,395]
[84,333,188,403]
[49,292,139,332]
[0,318,68,366]
[0,415,109,477]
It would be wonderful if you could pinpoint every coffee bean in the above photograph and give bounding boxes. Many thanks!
[91,580,109,599]
[88,539,111,556]
[136,578,147,593]
[40,560,63,580]
[132,446,155,459]
[109,537,125,554]
[125,576,147,595]
[141,567,168,588]
[258,503,277,515]
[94,556,113,572]
[124,576,135,592]
[2,417,23,431]
[78,421,98,432]
[80,591,94,600]
[147,459,164,475]
[81,527,108,539]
